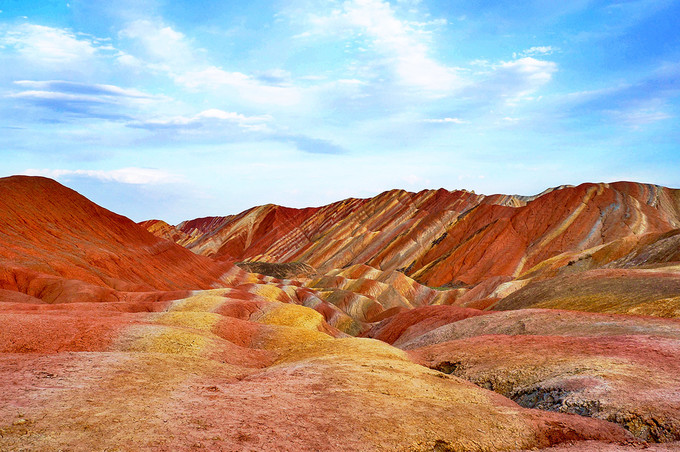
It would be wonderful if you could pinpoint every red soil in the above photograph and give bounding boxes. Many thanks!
[150,182,680,288]
[0,176,244,303]
[363,304,492,344]
[2,176,678,450]
[409,333,680,441]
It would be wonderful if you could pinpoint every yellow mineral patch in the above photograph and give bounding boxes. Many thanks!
[276,337,409,365]
[571,357,658,384]
[625,296,680,318]
[154,311,222,332]
[431,287,466,305]
[123,325,211,356]
[167,289,229,312]
[639,265,680,274]
[253,324,331,350]
[332,315,362,336]
[533,294,680,319]
[249,302,333,349]
[251,283,291,302]
[278,284,301,300]
[489,279,532,298]
[343,294,379,322]
[256,302,325,330]
[271,336,501,410]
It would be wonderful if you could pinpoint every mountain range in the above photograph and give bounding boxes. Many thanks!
[2,175,680,451]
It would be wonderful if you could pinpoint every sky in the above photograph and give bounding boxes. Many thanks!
[1,0,679,223]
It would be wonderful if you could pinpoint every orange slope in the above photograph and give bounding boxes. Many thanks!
[0,176,244,302]
[154,182,680,288]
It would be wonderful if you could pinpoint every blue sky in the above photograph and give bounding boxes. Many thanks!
[1,0,679,223]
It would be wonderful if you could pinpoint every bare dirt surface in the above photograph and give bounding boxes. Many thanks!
[3,176,680,450]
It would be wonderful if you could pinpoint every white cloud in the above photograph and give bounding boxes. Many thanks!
[176,66,303,106]
[13,80,156,99]
[115,52,142,67]
[9,90,103,102]
[23,168,181,185]
[446,56,557,114]
[118,20,304,106]
[513,46,558,59]
[499,58,556,84]
[7,80,164,120]
[299,0,460,93]
[491,57,557,101]
[176,66,250,87]
[130,108,273,131]
[422,117,468,124]
[118,19,196,70]
[0,24,102,65]
[611,108,672,128]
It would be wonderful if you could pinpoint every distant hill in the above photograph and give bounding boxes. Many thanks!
[2,175,680,449]
[147,181,680,301]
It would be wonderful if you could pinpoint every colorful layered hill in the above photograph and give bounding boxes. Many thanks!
[2,175,650,451]
[149,182,680,291]
[138,179,680,447]
[0,176,254,304]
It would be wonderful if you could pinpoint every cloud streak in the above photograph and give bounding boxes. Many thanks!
[513,46,557,59]
[13,80,156,98]
[7,80,162,120]
[23,167,182,185]
[128,109,273,132]
[0,24,114,67]
[422,117,468,124]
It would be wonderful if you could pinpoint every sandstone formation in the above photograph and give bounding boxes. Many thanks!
[0,176,243,300]
[0,288,633,450]
[3,175,680,450]
[410,333,680,442]
[150,182,680,293]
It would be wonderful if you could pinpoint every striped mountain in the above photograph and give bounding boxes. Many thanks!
[145,181,680,291]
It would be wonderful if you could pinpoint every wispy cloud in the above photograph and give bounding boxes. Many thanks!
[0,24,110,66]
[127,108,344,154]
[563,62,680,127]
[279,134,346,155]
[612,108,672,127]
[295,0,460,93]
[118,19,305,107]
[497,58,556,91]
[13,80,156,99]
[422,117,468,124]
[23,167,181,185]
[7,80,162,120]
[513,46,558,59]
[175,67,303,106]
[471,57,557,104]
[118,19,198,71]
[128,109,272,132]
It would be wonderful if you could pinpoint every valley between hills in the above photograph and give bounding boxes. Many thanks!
[2,174,680,451]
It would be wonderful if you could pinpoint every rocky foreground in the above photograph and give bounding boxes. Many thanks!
[2,175,680,451]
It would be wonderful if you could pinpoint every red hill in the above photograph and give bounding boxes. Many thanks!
[0,176,241,302]
[153,182,680,290]
[3,176,680,449]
